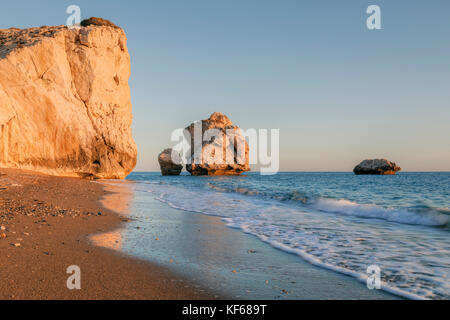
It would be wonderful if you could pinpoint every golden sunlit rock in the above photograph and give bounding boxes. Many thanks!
[0,22,137,179]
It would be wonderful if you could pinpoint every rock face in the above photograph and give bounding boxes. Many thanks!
[0,21,137,179]
[185,112,250,176]
[158,149,183,176]
[353,159,401,175]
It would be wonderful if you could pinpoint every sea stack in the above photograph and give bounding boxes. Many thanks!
[158,149,183,176]
[353,159,401,175]
[0,18,137,179]
[185,112,250,176]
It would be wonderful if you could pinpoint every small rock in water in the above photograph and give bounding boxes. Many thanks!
[353,159,401,175]
[158,148,183,176]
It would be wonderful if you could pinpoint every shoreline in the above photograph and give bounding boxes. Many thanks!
[0,168,213,299]
[93,178,399,300]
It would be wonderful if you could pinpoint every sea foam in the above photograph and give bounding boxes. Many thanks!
[124,172,450,300]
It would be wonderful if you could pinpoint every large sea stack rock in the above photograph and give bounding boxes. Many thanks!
[185,112,250,176]
[158,149,183,176]
[0,19,137,179]
[353,159,401,175]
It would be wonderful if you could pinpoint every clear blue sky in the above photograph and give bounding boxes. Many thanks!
[2,0,449,171]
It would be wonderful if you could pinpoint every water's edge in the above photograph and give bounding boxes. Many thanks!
[93,180,400,300]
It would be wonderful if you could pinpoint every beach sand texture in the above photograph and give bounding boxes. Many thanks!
[0,168,211,299]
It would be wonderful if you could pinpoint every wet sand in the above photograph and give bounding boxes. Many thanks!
[0,168,212,299]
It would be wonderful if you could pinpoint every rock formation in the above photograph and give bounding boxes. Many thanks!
[158,149,183,176]
[185,112,250,176]
[0,19,137,179]
[353,159,401,175]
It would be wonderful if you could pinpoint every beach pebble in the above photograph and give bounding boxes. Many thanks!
[12,243,21,247]
[0,225,5,230]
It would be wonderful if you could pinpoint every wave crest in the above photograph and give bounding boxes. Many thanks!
[311,198,450,227]
[207,183,450,227]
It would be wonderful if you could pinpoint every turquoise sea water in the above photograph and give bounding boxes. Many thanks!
[124,172,449,299]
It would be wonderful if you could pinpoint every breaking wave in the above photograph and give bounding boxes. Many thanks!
[207,183,450,227]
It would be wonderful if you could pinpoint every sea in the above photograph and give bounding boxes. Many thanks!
[100,172,450,300]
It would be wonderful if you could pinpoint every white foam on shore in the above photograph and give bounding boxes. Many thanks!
[128,181,449,300]
[223,219,428,300]
[148,192,425,300]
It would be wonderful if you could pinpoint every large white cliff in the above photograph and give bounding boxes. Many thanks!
[0,21,137,179]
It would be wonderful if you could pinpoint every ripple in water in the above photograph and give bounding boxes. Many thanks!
[128,172,450,300]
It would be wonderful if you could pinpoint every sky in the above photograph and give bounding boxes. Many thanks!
[1,0,449,171]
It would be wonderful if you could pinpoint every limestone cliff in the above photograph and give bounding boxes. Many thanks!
[0,22,137,179]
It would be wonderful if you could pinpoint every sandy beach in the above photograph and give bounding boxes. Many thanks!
[1,1,448,303]
[0,168,212,300]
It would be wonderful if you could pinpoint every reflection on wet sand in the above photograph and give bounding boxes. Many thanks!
[90,182,133,251]
[90,231,124,250]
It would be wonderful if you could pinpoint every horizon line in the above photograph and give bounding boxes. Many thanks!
[131,170,450,173]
